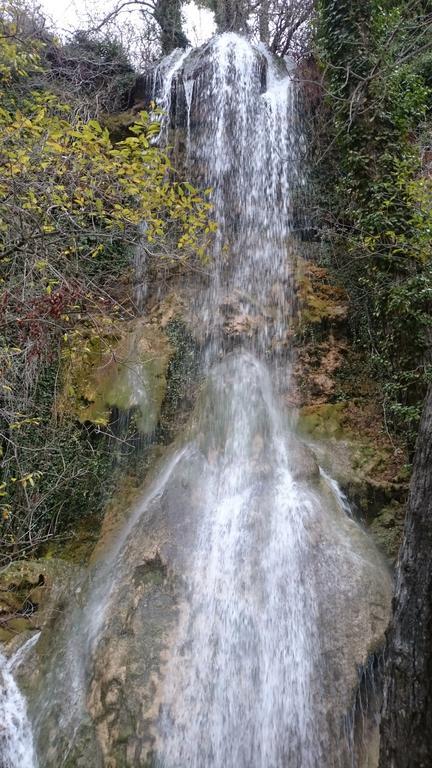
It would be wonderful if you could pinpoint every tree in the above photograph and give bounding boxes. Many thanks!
[154,0,189,53]
[90,0,315,60]
[211,0,249,34]
[198,0,314,53]
[0,0,214,564]
[379,384,432,767]
[255,0,314,55]
[91,0,189,57]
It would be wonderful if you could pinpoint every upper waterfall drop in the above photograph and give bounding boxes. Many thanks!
[153,33,302,355]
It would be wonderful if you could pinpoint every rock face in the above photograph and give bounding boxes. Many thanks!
[0,559,79,644]
[297,402,408,560]
[292,257,409,561]
[88,450,389,766]
[61,318,172,435]
[379,386,432,768]
[0,36,402,768]
[21,354,392,768]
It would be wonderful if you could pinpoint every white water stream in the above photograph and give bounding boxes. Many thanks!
[0,636,39,768]
[1,33,391,768]
[149,34,385,767]
[157,353,326,766]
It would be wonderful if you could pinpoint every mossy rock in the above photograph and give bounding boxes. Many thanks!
[61,319,172,436]
[101,109,142,143]
[41,514,101,566]
[0,559,78,644]
[297,402,408,534]
[296,261,348,329]
[297,402,407,483]
[369,501,406,561]
[297,402,349,439]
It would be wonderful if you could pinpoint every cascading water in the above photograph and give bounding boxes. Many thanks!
[0,637,39,768]
[156,33,302,354]
[157,354,326,767]
[147,34,389,767]
[151,35,326,765]
[5,33,392,768]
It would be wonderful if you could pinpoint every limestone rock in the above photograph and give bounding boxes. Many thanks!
[0,559,79,645]
[60,318,172,436]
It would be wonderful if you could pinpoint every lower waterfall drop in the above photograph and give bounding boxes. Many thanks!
[0,644,38,768]
[157,353,326,767]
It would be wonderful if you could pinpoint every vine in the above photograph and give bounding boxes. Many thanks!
[315,0,432,447]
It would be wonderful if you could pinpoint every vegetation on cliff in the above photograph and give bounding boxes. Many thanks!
[314,2,432,763]
[315,0,432,448]
[0,1,213,565]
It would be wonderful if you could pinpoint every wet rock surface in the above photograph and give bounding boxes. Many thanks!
[25,356,391,768]
[292,257,409,561]
[0,559,79,645]
[60,318,172,436]
[0,34,405,768]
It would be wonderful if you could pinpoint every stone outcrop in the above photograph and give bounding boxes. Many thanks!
[18,355,391,767]
[292,257,409,561]
[60,318,172,436]
[0,559,80,644]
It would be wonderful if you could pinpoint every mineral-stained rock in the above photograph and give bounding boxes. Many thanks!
[0,559,79,645]
[369,501,406,561]
[60,318,172,435]
[296,402,409,557]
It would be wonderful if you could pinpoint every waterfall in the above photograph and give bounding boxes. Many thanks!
[157,353,326,766]
[147,34,388,767]
[181,34,300,354]
[20,33,391,768]
[153,40,315,768]
[0,637,39,768]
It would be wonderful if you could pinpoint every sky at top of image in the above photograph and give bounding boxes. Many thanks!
[39,0,215,47]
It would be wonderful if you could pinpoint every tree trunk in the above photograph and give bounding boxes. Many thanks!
[214,0,248,33]
[153,0,189,55]
[379,384,432,768]
[258,1,269,44]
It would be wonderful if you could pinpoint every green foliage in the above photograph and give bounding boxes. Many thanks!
[46,29,136,116]
[315,0,432,446]
[0,359,117,565]
[0,1,214,563]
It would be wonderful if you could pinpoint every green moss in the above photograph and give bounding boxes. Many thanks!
[158,318,200,440]
[41,515,101,565]
[297,401,408,535]
[297,402,349,439]
[0,559,75,641]
[101,109,141,143]
[296,261,348,333]
[61,319,172,436]
[369,501,406,561]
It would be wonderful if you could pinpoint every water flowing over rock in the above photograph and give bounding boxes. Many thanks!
[0,639,39,768]
[150,33,304,356]
[1,33,392,768]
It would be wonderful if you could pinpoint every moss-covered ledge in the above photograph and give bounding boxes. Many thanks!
[0,558,79,644]
[297,401,409,560]
[59,318,172,436]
